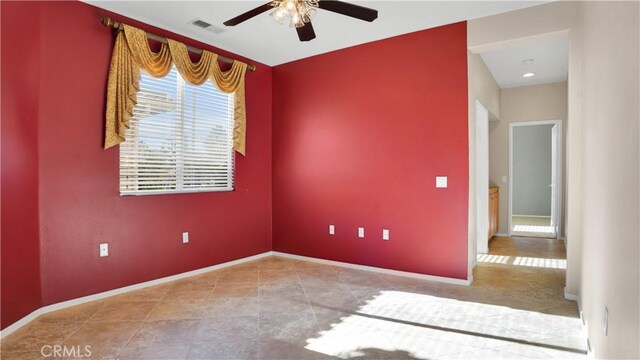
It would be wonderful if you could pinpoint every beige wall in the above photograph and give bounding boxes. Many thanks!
[579,2,639,358]
[467,0,583,296]
[469,52,501,119]
[469,2,640,358]
[467,51,501,273]
[490,82,568,236]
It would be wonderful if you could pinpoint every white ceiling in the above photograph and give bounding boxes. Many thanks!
[84,1,544,66]
[479,37,568,88]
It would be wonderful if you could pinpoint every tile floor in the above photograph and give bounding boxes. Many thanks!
[1,236,586,359]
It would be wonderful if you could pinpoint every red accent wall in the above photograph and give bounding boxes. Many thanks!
[272,23,469,279]
[1,2,44,329]
[1,1,469,330]
[1,1,272,327]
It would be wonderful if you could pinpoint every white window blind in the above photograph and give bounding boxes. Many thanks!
[119,67,235,196]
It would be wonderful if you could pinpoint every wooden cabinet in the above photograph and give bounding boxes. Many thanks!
[489,186,499,240]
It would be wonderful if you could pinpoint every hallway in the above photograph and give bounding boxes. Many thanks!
[475,236,574,314]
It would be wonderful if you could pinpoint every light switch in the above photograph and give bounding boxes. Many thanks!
[329,225,335,235]
[182,232,189,244]
[358,227,365,238]
[435,176,448,188]
[502,175,508,183]
[382,229,390,241]
[99,243,109,257]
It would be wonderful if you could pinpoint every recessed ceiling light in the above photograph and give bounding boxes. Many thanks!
[522,72,536,78]
[523,59,534,65]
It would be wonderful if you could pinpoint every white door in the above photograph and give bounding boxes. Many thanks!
[476,101,489,254]
[550,124,559,238]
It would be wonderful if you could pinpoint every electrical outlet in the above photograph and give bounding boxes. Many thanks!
[358,227,365,238]
[382,229,390,241]
[182,232,189,244]
[329,225,335,235]
[99,243,109,257]
[603,307,608,336]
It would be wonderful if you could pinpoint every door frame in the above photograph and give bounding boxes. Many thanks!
[475,100,490,253]
[508,120,563,238]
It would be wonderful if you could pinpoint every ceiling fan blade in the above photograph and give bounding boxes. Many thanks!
[296,22,316,42]
[318,0,378,22]
[223,2,274,26]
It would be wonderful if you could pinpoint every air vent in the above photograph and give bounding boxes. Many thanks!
[190,19,225,34]
[191,19,212,28]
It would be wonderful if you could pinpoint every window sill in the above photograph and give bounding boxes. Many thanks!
[120,187,234,196]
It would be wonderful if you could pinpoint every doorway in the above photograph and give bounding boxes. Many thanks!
[508,120,562,238]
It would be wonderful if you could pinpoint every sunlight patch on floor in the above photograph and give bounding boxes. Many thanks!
[305,291,586,359]
[513,256,566,269]
[477,254,511,264]
[512,216,555,236]
[513,224,555,233]
[476,254,566,269]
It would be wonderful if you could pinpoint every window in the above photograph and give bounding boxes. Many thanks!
[119,67,235,195]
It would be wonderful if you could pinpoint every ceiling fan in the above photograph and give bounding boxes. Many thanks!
[223,0,378,42]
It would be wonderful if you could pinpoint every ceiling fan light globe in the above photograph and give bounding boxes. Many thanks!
[285,0,296,11]
[269,8,286,24]
[290,12,304,27]
[290,18,304,28]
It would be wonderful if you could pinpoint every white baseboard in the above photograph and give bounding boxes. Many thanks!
[574,293,591,357]
[0,308,45,340]
[564,287,578,301]
[273,251,472,286]
[512,214,551,218]
[564,287,591,356]
[2,250,473,338]
[494,232,509,237]
[0,251,273,339]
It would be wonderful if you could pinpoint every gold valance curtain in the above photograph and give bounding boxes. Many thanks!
[105,24,249,155]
